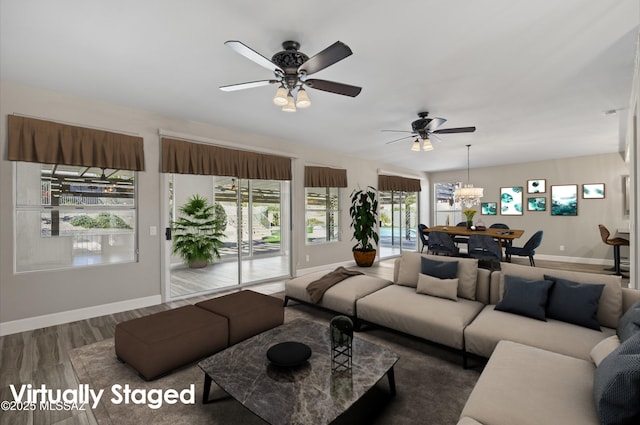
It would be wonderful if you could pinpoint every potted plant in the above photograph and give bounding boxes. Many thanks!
[349,186,379,267]
[172,194,226,268]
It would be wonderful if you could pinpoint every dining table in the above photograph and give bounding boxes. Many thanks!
[423,225,525,257]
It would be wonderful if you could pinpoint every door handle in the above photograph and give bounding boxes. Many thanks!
[165,227,172,240]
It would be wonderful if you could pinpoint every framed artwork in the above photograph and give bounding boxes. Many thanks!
[481,202,497,215]
[500,187,523,215]
[551,184,578,216]
[582,183,605,199]
[527,197,546,211]
[623,175,630,216]
[527,179,546,193]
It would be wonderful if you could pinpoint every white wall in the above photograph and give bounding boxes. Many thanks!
[428,153,630,263]
[0,81,422,331]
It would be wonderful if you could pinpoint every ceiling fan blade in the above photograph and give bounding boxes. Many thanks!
[381,129,415,134]
[385,135,415,145]
[432,126,476,134]
[224,40,284,73]
[305,79,362,97]
[428,133,444,144]
[219,80,278,92]
[298,41,353,75]
[425,117,447,130]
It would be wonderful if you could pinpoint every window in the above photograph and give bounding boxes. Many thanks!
[15,162,137,272]
[305,187,339,244]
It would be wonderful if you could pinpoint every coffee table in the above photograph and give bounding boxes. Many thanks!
[198,318,399,425]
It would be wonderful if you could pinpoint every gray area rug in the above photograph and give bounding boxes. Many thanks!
[69,304,481,425]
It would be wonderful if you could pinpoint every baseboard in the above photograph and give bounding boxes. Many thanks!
[0,295,162,337]
[535,254,613,266]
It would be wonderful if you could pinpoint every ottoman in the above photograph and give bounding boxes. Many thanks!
[195,290,284,345]
[115,305,228,380]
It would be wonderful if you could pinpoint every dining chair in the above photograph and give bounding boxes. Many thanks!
[418,224,429,253]
[505,230,544,266]
[489,223,512,248]
[427,231,460,256]
[453,221,469,246]
[598,224,629,276]
[467,234,502,270]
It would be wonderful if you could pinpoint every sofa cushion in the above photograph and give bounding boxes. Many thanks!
[590,335,621,367]
[395,252,478,300]
[495,275,553,321]
[421,256,458,279]
[593,331,640,425]
[496,263,623,329]
[545,275,605,331]
[464,305,616,361]
[416,273,458,301]
[460,340,599,425]
[285,270,391,316]
[617,300,640,343]
[357,285,484,350]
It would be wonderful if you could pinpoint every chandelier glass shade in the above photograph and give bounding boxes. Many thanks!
[454,145,483,208]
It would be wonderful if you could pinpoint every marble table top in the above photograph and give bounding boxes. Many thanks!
[198,318,399,425]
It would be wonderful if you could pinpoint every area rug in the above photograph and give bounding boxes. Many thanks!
[69,304,481,425]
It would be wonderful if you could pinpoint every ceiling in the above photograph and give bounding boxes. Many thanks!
[1,0,638,173]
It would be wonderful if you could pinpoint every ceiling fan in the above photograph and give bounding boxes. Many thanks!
[219,40,362,112]
[382,112,476,151]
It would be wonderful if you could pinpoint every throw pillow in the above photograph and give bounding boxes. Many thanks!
[495,275,554,321]
[416,273,458,301]
[421,257,458,279]
[590,335,621,367]
[617,300,640,343]
[593,331,640,425]
[544,275,605,331]
[395,252,422,287]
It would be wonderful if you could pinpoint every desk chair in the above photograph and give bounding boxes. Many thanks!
[505,230,543,266]
[598,225,629,276]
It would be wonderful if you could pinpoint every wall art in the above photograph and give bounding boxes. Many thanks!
[551,184,578,216]
[500,187,523,215]
[582,183,605,199]
[527,179,546,193]
[481,202,497,215]
[527,197,546,211]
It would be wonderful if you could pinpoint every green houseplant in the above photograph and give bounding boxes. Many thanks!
[172,194,226,268]
[349,186,379,267]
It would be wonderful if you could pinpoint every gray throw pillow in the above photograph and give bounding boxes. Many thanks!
[495,275,553,321]
[617,301,640,343]
[593,331,640,425]
[416,273,458,301]
[421,257,458,279]
[544,275,604,331]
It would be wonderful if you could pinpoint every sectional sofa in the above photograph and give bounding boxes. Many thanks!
[284,252,640,425]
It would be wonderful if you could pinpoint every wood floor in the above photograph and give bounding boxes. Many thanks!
[0,257,627,425]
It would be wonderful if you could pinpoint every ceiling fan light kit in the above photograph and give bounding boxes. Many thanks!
[221,40,361,112]
[383,112,476,152]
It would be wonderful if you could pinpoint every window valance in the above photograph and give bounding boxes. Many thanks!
[304,166,347,187]
[378,174,421,192]
[161,137,291,180]
[8,115,145,171]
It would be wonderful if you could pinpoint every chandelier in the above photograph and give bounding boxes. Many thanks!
[454,145,484,208]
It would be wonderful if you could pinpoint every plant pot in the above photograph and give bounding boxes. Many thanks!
[353,249,377,267]
[188,259,208,268]
[466,220,473,230]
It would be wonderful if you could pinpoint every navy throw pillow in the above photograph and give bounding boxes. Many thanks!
[593,331,640,425]
[421,257,458,279]
[544,275,604,331]
[617,300,640,343]
[495,275,554,321]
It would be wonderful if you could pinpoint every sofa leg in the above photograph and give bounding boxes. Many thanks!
[283,296,290,307]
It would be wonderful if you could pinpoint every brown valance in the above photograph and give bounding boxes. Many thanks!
[8,115,145,171]
[378,174,421,192]
[304,166,347,187]
[161,137,291,180]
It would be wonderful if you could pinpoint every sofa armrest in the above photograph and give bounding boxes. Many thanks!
[622,287,640,313]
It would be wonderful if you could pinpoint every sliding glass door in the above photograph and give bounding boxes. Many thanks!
[379,190,418,258]
[166,174,290,299]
